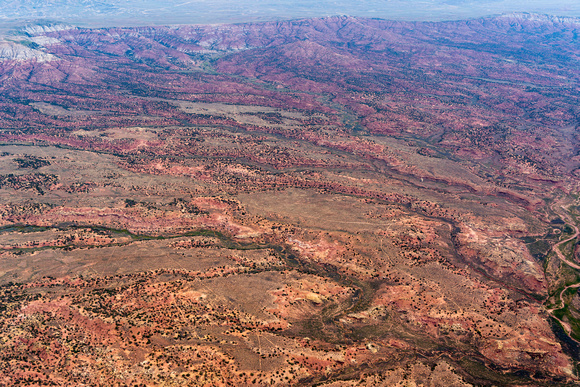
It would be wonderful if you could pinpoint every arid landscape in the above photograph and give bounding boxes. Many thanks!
[0,13,580,385]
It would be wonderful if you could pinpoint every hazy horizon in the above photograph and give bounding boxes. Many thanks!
[0,0,579,27]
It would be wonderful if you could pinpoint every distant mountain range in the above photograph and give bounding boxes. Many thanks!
[1,0,580,26]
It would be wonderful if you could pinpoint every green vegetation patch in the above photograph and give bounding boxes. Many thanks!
[558,238,577,260]
[527,239,552,260]
[13,155,50,169]
[458,357,563,386]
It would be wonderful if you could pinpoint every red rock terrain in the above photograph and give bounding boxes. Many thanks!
[0,13,580,386]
